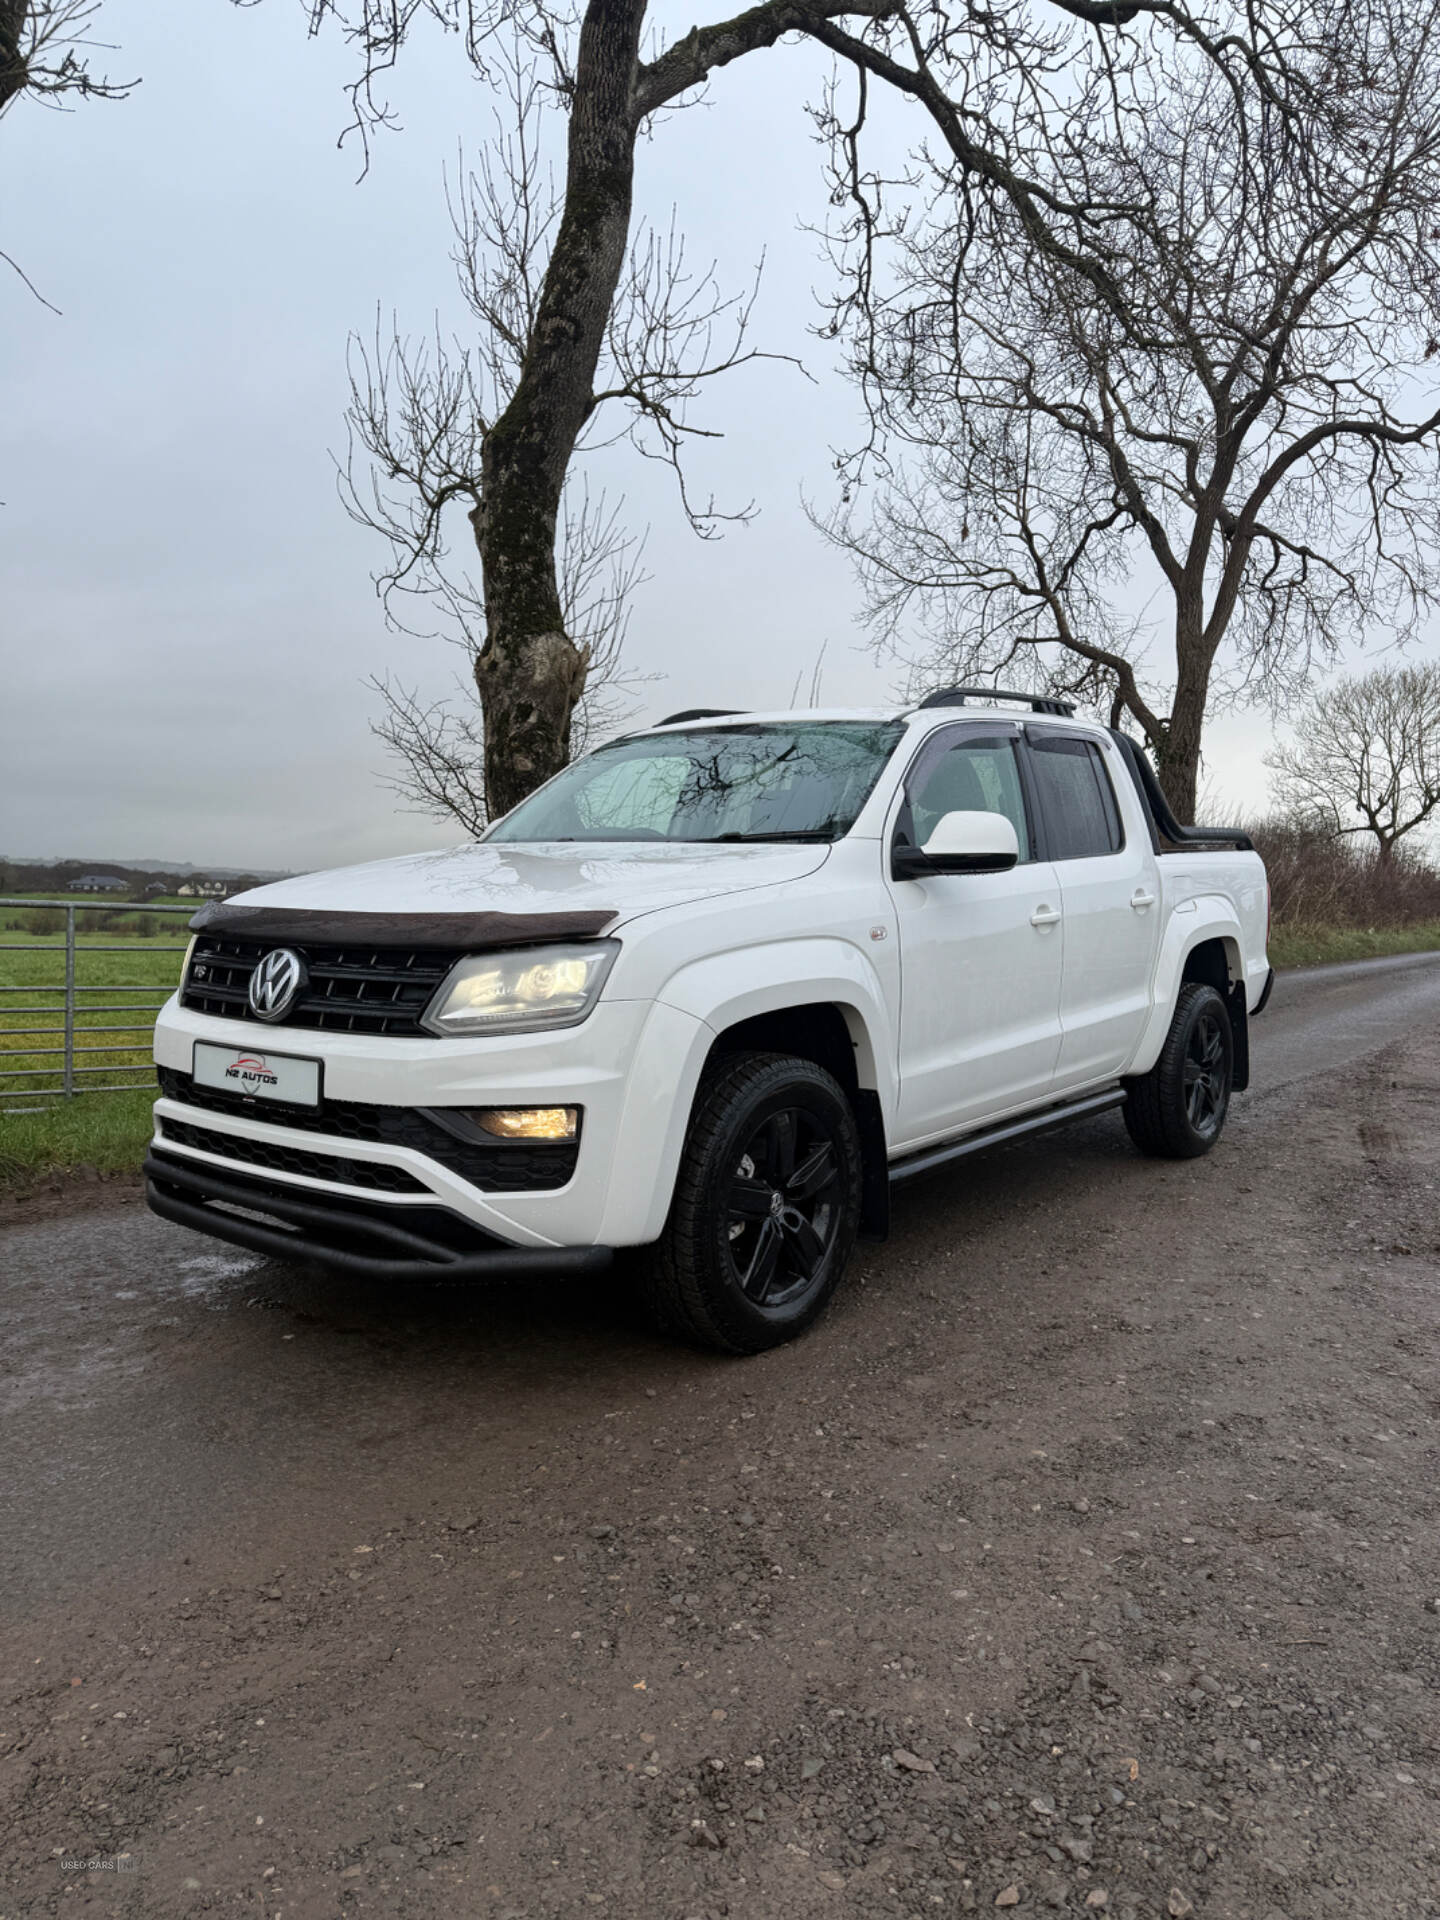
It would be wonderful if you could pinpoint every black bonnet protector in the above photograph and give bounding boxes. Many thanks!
[189,901,619,948]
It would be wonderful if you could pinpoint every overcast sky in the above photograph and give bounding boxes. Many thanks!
[4,0,1433,874]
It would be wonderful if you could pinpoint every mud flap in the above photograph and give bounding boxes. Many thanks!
[1227,982,1251,1092]
[854,1088,890,1240]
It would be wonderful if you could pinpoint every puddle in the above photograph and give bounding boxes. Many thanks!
[174,1251,265,1295]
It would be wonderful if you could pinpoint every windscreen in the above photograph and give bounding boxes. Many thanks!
[487,721,904,844]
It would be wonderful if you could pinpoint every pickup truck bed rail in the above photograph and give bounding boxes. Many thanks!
[1107,731,1255,853]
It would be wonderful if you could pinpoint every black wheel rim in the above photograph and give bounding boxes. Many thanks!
[724,1105,843,1310]
[1183,1010,1229,1135]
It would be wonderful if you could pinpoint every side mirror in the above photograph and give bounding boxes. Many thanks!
[891,809,1020,880]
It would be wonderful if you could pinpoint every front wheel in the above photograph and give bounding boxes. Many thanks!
[640,1051,862,1354]
[1123,981,1234,1159]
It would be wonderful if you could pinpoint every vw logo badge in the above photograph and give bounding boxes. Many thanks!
[247,947,307,1023]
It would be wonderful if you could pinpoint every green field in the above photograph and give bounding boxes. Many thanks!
[1,917,189,1181]
[1,895,194,929]
[4,891,194,902]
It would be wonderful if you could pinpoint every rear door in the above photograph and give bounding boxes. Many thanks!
[887,724,1065,1145]
[1026,730,1161,1087]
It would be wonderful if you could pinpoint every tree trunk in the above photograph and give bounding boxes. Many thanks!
[1155,608,1213,825]
[472,0,648,821]
[0,0,29,114]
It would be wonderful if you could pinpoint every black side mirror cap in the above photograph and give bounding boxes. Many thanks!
[890,843,1018,880]
[891,844,934,881]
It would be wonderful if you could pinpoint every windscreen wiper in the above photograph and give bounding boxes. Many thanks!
[692,828,838,843]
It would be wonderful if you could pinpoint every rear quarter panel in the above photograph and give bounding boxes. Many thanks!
[1125,850,1270,1075]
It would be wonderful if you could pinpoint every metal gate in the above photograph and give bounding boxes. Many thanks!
[0,898,192,1111]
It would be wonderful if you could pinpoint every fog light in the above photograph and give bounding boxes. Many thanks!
[470,1106,579,1141]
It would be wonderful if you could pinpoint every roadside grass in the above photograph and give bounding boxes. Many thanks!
[0,1090,157,1183]
[1265,920,1440,969]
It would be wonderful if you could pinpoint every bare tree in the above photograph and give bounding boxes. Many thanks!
[342,40,743,825]
[299,0,1286,819]
[308,0,916,819]
[820,0,1440,820]
[1267,662,1440,864]
[0,0,132,117]
[367,481,653,835]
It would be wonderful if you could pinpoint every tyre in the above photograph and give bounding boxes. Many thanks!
[1123,981,1234,1159]
[640,1051,863,1354]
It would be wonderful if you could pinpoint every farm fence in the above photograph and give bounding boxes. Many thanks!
[1,898,193,1112]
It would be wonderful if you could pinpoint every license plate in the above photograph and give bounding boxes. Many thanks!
[192,1041,321,1107]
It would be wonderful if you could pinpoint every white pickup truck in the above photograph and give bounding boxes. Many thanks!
[148,689,1272,1351]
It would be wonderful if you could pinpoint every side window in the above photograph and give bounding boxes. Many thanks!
[1030,738,1123,859]
[906,737,1032,864]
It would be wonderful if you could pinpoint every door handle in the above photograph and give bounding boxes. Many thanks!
[1030,905,1062,928]
[1130,889,1157,912]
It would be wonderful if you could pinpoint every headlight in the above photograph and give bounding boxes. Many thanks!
[421,941,620,1037]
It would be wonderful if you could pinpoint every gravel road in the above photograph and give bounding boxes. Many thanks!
[3,956,1438,1920]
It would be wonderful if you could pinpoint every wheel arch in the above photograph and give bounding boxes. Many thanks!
[656,940,896,1109]
[702,999,891,1240]
[668,946,896,1239]
[1180,933,1250,1091]
[1127,904,1248,1084]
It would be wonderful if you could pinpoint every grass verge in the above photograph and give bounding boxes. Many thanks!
[0,1089,156,1186]
[1265,920,1440,969]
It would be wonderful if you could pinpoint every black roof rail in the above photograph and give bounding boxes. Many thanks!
[655,707,747,726]
[916,685,1077,717]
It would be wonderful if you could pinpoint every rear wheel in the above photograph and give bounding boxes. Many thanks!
[640,1051,862,1354]
[1123,981,1234,1159]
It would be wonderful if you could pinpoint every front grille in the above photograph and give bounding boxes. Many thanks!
[179,934,461,1036]
[158,1116,431,1193]
[156,1067,580,1193]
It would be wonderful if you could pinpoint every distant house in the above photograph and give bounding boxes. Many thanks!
[67,875,128,893]
[143,882,170,896]
[177,880,226,898]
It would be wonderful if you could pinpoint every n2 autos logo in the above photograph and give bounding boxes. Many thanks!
[224,1053,279,1091]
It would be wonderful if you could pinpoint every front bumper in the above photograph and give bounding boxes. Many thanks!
[145,1150,613,1280]
[150,992,714,1248]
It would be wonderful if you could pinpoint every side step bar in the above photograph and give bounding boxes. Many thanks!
[888,1087,1126,1186]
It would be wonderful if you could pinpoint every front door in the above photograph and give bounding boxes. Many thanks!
[887,727,1065,1147]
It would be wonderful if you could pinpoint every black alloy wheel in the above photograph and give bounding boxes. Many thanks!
[642,1052,863,1353]
[1183,1005,1229,1139]
[725,1105,844,1308]
[1123,980,1234,1159]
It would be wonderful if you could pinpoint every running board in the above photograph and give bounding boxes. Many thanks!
[888,1087,1126,1186]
